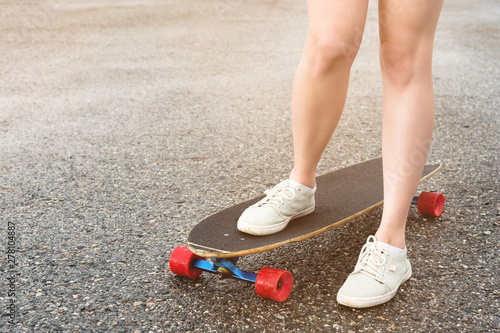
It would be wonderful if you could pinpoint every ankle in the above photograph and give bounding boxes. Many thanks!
[374,231,406,249]
[289,169,316,189]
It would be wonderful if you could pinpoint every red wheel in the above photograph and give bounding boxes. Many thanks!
[255,267,293,302]
[417,192,445,217]
[169,246,203,279]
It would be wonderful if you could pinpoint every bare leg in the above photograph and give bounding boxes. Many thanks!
[376,0,444,248]
[238,1,370,236]
[290,0,369,188]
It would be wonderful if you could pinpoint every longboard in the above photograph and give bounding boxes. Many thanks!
[169,157,444,302]
[187,157,442,258]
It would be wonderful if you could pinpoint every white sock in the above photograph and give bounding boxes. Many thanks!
[376,241,405,254]
[289,179,315,192]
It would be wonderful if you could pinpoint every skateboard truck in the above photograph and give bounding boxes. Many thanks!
[193,257,257,283]
[169,246,293,302]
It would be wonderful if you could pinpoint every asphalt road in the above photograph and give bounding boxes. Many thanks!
[1,0,498,332]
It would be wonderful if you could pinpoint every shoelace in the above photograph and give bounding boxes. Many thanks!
[252,181,296,209]
[354,236,387,281]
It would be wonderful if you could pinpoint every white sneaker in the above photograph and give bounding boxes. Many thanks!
[336,235,412,308]
[237,180,316,236]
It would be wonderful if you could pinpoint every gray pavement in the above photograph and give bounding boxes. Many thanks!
[1,0,499,332]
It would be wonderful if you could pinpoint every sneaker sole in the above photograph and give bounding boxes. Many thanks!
[336,265,412,308]
[237,206,315,236]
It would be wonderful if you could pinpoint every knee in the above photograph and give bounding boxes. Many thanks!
[380,41,430,87]
[303,34,360,76]
[380,42,415,86]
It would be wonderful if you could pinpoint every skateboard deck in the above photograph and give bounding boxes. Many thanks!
[187,157,442,258]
